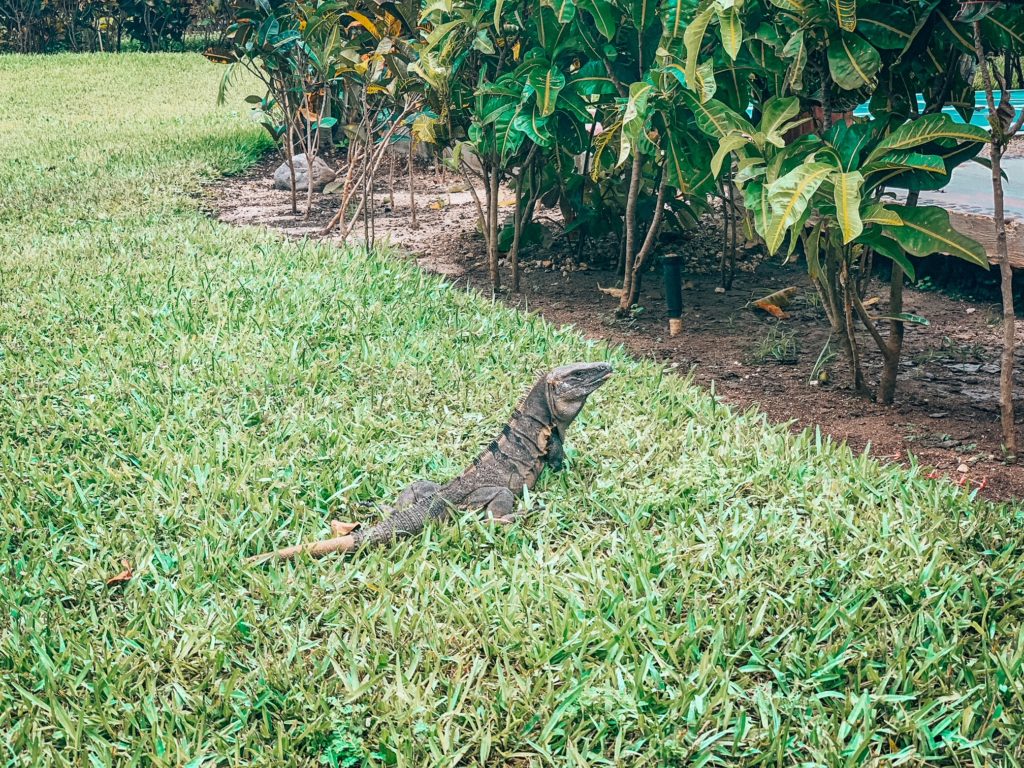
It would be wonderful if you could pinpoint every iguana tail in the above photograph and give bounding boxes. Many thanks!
[244,532,358,564]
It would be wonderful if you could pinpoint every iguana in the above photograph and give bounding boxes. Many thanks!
[247,362,612,563]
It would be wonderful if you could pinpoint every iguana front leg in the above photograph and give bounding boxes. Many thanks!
[462,486,522,524]
[546,429,566,472]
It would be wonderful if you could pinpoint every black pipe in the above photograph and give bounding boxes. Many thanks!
[663,252,682,336]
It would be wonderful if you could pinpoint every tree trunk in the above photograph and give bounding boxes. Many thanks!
[510,169,525,293]
[286,125,298,215]
[485,163,501,291]
[510,147,539,293]
[877,264,904,405]
[625,172,668,309]
[876,189,917,405]
[617,152,644,316]
[409,138,418,230]
[974,23,1019,461]
[834,256,868,396]
[992,143,1018,461]
[305,113,315,220]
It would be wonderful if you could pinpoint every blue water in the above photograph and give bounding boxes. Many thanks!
[852,90,1024,127]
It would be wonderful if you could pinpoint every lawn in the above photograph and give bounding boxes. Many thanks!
[2,53,1024,767]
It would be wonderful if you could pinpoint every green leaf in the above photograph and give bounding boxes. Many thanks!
[663,63,688,89]
[782,30,807,91]
[745,181,772,246]
[717,6,743,60]
[768,0,808,11]
[513,110,552,146]
[682,92,755,139]
[694,60,718,103]
[875,312,929,326]
[711,134,749,177]
[831,0,857,32]
[885,206,988,268]
[662,0,695,38]
[570,60,618,95]
[542,0,577,23]
[555,113,590,153]
[827,33,881,90]
[528,67,566,118]
[826,120,873,172]
[861,202,902,226]
[665,132,703,192]
[833,171,864,244]
[684,5,716,94]
[764,163,836,254]
[495,107,526,162]
[759,96,800,143]
[557,88,593,125]
[857,5,912,49]
[866,114,989,163]
[578,0,617,39]
[619,81,653,165]
[857,227,915,281]
[628,0,658,29]
[862,151,946,177]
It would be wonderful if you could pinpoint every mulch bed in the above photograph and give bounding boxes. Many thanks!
[207,152,1024,502]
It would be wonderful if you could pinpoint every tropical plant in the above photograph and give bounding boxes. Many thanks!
[119,0,191,50]
[684,0,996,402]
[210,1,349,216]
[415,0,584,290]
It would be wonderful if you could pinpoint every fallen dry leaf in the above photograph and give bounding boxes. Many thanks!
[751,286,798,319]
[330,520,360,535]
[753,300,789,319]
[106,559,134,586]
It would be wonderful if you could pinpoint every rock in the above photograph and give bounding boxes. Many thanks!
[957,463,969,473]
[273,154,336,192]
[714,286,726,294]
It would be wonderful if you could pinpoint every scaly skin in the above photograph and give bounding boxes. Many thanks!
[248,362,611,562]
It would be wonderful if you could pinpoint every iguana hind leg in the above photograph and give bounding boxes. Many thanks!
[332,481,441,533]
[396,480,442,509]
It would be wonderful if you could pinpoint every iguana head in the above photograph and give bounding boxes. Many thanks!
[546,362,613,422]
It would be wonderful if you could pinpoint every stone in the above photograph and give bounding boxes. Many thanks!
[273,154,336,193]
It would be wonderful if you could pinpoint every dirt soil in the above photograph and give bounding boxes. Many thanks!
[208,151,1024,502]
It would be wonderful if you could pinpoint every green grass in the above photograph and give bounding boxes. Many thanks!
[2,53,1024,767]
